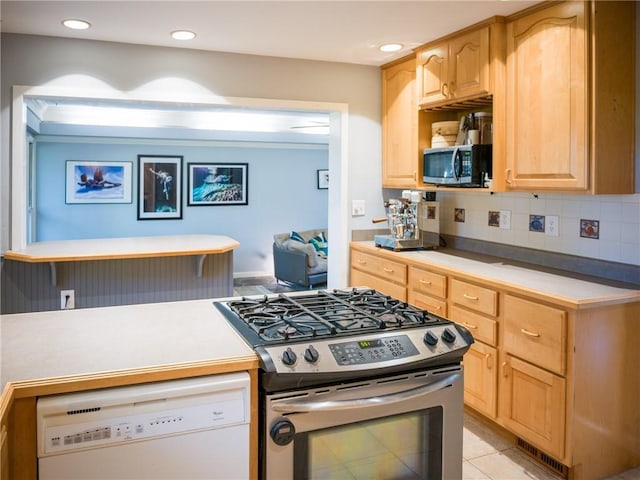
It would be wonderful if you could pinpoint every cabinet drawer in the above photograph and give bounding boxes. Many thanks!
[351,250,407,285]
[450,279,498,317]
[450,305,497,346]
[408,291,447,317]
[503,295,567,375]
[409,267,446,298]
[350,269,407,302]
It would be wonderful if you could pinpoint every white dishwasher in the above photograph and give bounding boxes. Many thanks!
[37,372,250,480]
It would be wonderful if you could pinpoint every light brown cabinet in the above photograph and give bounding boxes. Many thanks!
[381,56,420,188]
[416,26,491,108]
[349,242,640,479]
[350,248,407,301]
[504,1,636,193]
[407,266,447,316]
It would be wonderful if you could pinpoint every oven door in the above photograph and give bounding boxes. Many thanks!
[263,366,463,480]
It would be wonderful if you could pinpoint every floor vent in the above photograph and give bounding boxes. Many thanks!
[516,437,569,478]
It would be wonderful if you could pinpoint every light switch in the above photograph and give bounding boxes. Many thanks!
[352,200,365,216]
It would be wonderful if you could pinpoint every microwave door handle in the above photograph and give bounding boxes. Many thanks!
[271,372,460,413]
[452,147,461,180]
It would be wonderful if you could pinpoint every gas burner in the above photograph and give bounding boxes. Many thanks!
[222,288,444,343]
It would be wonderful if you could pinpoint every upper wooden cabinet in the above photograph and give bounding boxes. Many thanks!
[416,26,491,108]
[381,56,420,188]
[504,1,636,193]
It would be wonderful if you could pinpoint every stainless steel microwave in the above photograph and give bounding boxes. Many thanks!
[423,144,492,187]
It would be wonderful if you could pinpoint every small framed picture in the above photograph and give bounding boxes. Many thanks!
[580,219,599,239]
[488,211,500,227]
[66,161,132,204]
[138,155,182,220]
[454,208,465,223]
[317,169,329,189]
[529,215,545,233]
[187,163,248,206]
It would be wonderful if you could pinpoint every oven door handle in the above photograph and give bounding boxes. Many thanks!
[271,373,460,412]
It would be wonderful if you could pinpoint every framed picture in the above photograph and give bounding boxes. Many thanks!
[317,169,329,189]
[65,161,132,204]
[138,155,182,220]
[187,163,248,206]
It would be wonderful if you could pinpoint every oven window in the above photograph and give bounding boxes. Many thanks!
[293,406,443,480]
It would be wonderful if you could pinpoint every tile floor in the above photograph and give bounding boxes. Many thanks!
[233,277,640,480]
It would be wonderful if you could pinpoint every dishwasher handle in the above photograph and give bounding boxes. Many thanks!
[271,372,460,413]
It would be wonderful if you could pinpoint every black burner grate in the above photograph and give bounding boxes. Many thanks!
[224,288,442,342]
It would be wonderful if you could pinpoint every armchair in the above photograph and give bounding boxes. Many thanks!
[273,229,328,288]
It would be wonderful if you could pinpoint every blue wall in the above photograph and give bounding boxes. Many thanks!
[35,139,328,274]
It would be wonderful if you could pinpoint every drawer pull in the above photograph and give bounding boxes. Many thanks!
[383,267,394,273]
[502,361,509,377]
[357,259,366,264]
[419,279,432,285]
[520,328,540,338]
[463,322,477,330]
[463,293,478,301]
[486,353,492,369]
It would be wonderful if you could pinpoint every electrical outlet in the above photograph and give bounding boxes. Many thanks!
[352,200,365,216]
[499,210,511,229]
[546,215,559,236]
[61,290,75,309]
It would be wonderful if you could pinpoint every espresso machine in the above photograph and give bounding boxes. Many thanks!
[373,191,440,251]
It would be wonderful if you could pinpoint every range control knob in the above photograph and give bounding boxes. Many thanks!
[281,347,297,366]
[304,345,320,363]
[270,419,296,446]
[423,331,439,346]
[442,327,457,343]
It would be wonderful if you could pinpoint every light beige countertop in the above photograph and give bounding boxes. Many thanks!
[1,298,255,388]
[3,234,240,262]
[352,241,640,308]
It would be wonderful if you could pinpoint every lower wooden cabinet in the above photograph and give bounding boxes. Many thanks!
[462,342,497,418]
[498,354,566,460]
[349,242,640,478]
[350,248,407,300]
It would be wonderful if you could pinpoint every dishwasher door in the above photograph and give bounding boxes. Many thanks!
[37,372,250,480]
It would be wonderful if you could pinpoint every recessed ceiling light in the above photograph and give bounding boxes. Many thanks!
[171,30,196,41]
[379,43,403,53]
[62,19,91,30]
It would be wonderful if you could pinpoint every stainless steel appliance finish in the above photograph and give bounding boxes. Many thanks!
[214,288,473,479]
[423,144,492,187]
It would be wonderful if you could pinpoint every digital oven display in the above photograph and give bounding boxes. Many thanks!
[358,339,383,349]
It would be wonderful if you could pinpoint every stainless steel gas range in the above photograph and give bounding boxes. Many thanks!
[215,288,474,480]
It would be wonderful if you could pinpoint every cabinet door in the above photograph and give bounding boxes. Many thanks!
[499,354,566,459]
[449,27,490,100]
[463,342,497,418]
[416,42,449,106]
[505,2,587,191]
[382,58,418,188]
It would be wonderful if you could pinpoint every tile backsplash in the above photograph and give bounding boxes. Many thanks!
[438,192,640,266]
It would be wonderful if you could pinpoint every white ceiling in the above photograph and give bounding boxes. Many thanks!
[1,0,539,66]
[2,0,539,139]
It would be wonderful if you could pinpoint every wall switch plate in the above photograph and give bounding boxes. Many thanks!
[61,290,75,309]
[546,215,559,236]
[499,210,511,229]
[352,200,365,216]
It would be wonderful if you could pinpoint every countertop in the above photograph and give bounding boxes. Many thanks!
[3,234,240,262]
[1,298,255,388]
[352,241,640,308]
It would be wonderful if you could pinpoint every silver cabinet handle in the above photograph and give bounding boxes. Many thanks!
[271,373,460,413]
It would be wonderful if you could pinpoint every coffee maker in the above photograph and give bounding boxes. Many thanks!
[373,191,440,251]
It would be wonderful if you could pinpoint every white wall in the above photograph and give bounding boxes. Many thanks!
[1,33,385,287]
